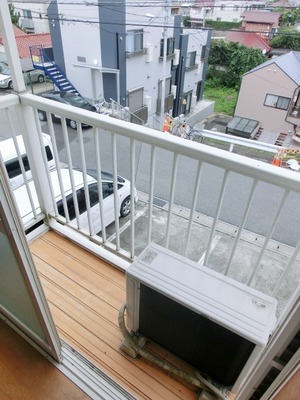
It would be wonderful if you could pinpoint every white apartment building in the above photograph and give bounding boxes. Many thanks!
[12,0,51,33]
[190,0,267,25]
[41,0,213,129]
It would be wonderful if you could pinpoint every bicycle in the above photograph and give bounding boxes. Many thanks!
[164,114,203,143]
[94,96,111,114]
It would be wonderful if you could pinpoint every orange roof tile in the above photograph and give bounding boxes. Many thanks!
[16,34,51,58]
[226,31,271,52]
[0,26,51,59]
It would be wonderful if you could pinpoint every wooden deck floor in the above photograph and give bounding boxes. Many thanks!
[30,231,199,400]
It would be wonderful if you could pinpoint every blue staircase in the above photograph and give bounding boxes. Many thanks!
[30,45,80,95]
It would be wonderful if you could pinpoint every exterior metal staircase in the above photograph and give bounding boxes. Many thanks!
[29,45,80,95]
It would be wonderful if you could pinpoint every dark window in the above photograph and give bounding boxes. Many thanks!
[57,193,77,220]
[23,9,32,18]
[88,184,99,206]
[6,145,53,179]
[265,94,290,110]
[186,51,197,68]
[57,181,121,221]
[160,37,174,57]
[102,182,113,199]
[196,81,202,101]
[181,91,193,114]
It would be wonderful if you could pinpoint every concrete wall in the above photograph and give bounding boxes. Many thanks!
[235,64,296,134]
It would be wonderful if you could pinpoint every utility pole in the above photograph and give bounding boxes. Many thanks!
[160,0,171,130]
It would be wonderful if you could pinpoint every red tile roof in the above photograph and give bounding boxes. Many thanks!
[240,11,281,25]
[15,34,51,58]
[226,31,271,52]
[0,27,51,59]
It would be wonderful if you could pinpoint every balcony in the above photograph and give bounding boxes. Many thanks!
[0,4,299,398]
[1,88,300,399]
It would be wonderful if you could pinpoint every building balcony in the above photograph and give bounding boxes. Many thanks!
[1,89,300,400]
[0,0,299,395]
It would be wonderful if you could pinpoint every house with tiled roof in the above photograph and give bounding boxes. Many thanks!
[225,30,271,53]
[234,51,300,143]
[11,0,51,34]
[0,28,51,70]
[240,11,281,37]
[190,0,268,26]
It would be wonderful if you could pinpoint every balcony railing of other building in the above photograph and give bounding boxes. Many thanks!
[109,99,146,125]
[1,92,300,323]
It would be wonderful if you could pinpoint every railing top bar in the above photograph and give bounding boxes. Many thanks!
[0,93,20,108]
[19,92,300,193]
[202,129,280,154]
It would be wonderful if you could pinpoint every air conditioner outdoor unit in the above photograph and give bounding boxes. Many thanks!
[125,243,277,394]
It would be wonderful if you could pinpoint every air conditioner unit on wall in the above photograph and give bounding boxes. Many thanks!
[144,95,151,112]
[145,43,153,63]
[173,49,180,66]
[171,85,177,99]
[125,243,277,394]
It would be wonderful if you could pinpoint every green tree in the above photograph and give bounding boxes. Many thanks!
[8,0,19,26]
[208,40,267,89]
[279,8,300,26]
[270,27,300,50]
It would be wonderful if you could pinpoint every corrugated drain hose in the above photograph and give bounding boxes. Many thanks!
[118,303,229,400]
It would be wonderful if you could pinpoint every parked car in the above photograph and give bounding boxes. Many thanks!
[0,62,13,89]
[14,167,138,234]
[37,91,97,129]
[0,62,46,89]
[23,69,46,85]
[0,133,55,190]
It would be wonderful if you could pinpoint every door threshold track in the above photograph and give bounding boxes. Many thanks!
[54,339,137,400]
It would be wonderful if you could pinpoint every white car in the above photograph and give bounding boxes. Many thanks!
[0,62,45,89]
[14,168,138,234]
[0,134,55,189]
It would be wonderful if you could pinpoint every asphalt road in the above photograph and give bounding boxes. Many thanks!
[48,122,300,247]
[1,107,300,247]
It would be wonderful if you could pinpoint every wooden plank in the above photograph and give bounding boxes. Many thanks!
[51,306,196,400]
[30,231,199,400]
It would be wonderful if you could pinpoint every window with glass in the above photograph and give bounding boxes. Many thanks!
[158,77,172,99]
[196,81,203,101]
[181,92,192,114]
[160,37,174,57]
[186,51,197,69]
[23,9,32,18]
[128,87,144,112]
[126,29,143,53]
[157,77,173,114]
[264,94,290,110]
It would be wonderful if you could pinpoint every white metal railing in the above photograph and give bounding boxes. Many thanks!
[1,92,300,318]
